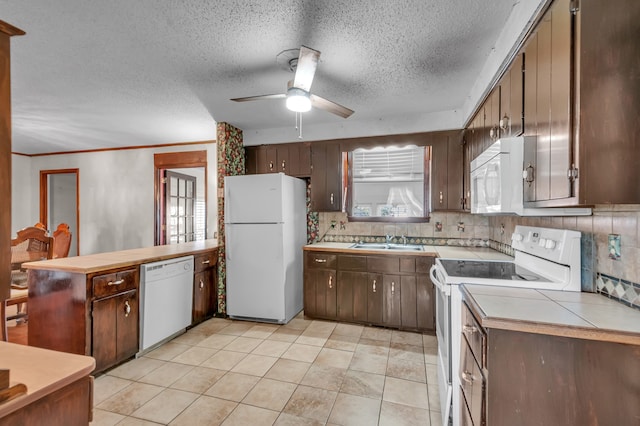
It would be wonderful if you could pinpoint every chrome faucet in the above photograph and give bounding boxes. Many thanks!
[401,235,407,245]
[385,234,395,246]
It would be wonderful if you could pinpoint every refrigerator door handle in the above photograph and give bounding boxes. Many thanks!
[226,228,231,261]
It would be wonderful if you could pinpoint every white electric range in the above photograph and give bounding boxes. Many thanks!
[430,225,582,426]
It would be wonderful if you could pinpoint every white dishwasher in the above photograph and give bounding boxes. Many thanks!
[139,255,194,355]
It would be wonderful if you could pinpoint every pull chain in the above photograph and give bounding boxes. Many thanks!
[293,112,303,139]
[298,112,303,139]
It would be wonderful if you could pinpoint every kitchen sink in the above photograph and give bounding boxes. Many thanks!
[349,242,423,251]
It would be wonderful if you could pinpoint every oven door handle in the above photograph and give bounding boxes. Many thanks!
[430,264,451,296]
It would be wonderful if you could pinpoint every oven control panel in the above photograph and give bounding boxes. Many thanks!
[511,225,581,265]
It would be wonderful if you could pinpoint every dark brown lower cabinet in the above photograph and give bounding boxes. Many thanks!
[92,289,139,372]
[192,250,218,324]
[303,250,435,333]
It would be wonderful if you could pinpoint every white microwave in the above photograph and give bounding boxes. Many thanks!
[470,136,591,216]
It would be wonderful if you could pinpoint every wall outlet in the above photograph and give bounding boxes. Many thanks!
[214,231,218,239]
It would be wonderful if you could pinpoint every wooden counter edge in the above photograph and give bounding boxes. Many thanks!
[461,287,640,347]
[303,245,439,257]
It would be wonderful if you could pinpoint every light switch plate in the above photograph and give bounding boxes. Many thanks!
[608,234,621,260]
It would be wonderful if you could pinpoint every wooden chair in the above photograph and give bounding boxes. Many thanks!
[3,227,54,341]
[52,223,72,259]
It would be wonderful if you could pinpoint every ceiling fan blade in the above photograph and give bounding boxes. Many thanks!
[230,93,286,102]
[310,94,354,118]
[292,46,320,92]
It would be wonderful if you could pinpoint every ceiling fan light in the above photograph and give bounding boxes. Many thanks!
[286,87,312,112]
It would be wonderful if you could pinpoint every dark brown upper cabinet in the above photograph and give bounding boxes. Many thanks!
[244,143,311,177]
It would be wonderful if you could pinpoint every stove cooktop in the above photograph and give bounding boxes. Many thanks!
[439,259,550,282]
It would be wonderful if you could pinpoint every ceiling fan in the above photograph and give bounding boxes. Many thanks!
[230,46,354,119]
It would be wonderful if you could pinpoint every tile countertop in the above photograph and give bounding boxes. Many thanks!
[304,242,513,260]
[462,284,640,346]
[0,342,95,418]
[21,239,218,274]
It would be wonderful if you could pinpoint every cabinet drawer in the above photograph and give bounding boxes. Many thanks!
[460,338,485,425]
[367,256,399,273]
[93,269,137,299]
[462,302,486,367]
[305,253,337,269]
[338,255,367,271]
[194,251,217,273]
[399,257,415,273]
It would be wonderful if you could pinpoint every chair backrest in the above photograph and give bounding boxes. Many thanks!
[52,223,72,259]
[11,226,54,261]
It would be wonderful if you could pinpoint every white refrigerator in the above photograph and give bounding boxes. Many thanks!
[224,173,307,323]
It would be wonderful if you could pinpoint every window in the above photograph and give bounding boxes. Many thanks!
[346,145,430,221]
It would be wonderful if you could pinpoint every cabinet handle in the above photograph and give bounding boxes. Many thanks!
[124,300,131,317]
[330,193,334,205]
[314,258,327,263]
[269,161,274,171]
[199,279,204,290]
[523,163,534,186]
[108,279,125,286]
[281,160,286,170]
[499,115,510,131]
[439,191,443,204]
[391,281,395,294]
[489,126,498,140]
[372,280,376,293]
[201,259,211,265]
[329,275,333,289]
[463,324,478,334]
[461,371,474,384]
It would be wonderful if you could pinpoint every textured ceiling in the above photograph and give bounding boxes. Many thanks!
[3,0,545,154]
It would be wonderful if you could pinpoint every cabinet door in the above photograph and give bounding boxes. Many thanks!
[92,289,138,372]
[304,269,337,319]
[265,146,278,173]
[447,132,464,210]
[276,146,290,174]
[310,142,342,211]
[416,273,435,331]
[337,271,368,322]
[432,131,464,211]
[383,274,401,327]
[193,270,211,323]
[367,273,383,324]
[245,146,259,175]
[510,53,524,136]
[290,143,311,177]
[400,275,417,329]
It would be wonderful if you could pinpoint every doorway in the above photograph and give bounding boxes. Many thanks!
[154,151,207,246]
[39,169,79,256]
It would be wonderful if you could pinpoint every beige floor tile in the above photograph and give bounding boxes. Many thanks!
[428,384,441,412]
[252,339,292,357]
[107,357,165,381]
[327,392,381,426]
[383,376,430,410]
[378,400,431,426]
[424,344,438,365]
[169,395,237,426]
[305,320,337,336]
[242,324,278,339]
[221,403,280,426]
[218,322,257,335]
[423,334,438,350]
[361,326,392,342]
[205,372,260,402]
[390,342,425,363]
[333,323,364,337]
[282,317,311,331]
[314,347,354,369]
[357,338,391,356]
[231,354,278,376]
[281,343,322,362]
[386,358,427,383]
[242,378,297,411]
[264,358,311,384]
[191,318,234,335]
[200,350,247,370]
[349,352,388,375]
[130,388,198,424]
[90,408,125,426]
[116,417,162,425]
[267,328,303,343]
[171,330,208,346]
[283,385,338,423]
[426,363,438,385]
[301,364,346,391]
[223,336,263,353]
[274,412,324,426]
[171,346,219,366]
[391,329,425,346]
[170,366,226,394]
[97,382,164,415]
[430,409,444,426]
[340,370,385,399]
[324,334,359,352]
[138,361,194,387]
[197,333,238,349]
[145,341,191,361]
[295,335,328,347]
[93,375,133,406]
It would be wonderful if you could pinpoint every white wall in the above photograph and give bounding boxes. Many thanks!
[12,144,217,255]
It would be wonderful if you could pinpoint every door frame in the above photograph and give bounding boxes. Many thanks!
[153,150,207,246]
[39,168,80,254]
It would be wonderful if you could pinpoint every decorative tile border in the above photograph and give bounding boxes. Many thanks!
[321,234,490,247]
[596,273,640,311]
[488,240,515,257]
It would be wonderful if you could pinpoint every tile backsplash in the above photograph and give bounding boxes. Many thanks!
[316,205,640,309]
